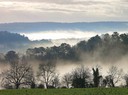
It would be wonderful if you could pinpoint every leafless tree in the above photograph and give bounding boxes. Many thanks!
[107,66,123,87]
[62,73,72,88]
[2,57,34,89]
[52,74,60,88]
[37,61,56,89]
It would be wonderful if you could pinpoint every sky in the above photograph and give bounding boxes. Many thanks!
[0,0,128,23]
[0,0,128,40]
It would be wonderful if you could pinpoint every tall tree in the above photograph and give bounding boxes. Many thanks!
[37,61,56,89]
[5,51,19,64]
[62,73,72,88]
[51,74,60,88]
[2,56,34,89]
[106,66,123,87]
[87,35,102,51]
[71,65,91,88]
[92,68,102,87]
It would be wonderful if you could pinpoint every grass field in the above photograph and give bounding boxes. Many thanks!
[0,88,128,95]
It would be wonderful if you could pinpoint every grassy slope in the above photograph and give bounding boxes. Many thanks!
[0,88,128,95]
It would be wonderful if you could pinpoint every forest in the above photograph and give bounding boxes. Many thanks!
[0,32,128,89]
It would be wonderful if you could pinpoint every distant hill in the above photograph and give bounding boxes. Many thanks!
[0,22,128,53]
[0,22,128,33]
[0,31,83,53]
[0,31,29,43]
[0,31,52,53]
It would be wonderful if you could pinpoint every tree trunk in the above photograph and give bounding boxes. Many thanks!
[67,83,69,88]
[15,83,20,89]
[112,81,115,87]
[44,83,48,89]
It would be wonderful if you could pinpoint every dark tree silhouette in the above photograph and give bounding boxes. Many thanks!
[86,35,102,51]
[71,65,91,88]
[5,51,19,64]
[92,68,102,87]
[120,33,128,45]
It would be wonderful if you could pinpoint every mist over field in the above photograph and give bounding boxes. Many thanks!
[0,31,127,72]
[0,22,128,89]
[1,0,128,93]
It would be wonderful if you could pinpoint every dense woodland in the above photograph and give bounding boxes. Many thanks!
[26,32,128,63]
[0,32,128,89]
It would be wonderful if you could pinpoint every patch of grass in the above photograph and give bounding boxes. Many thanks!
[0,88,128,95]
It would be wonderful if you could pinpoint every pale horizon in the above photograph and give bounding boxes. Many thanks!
[21,31,126,41]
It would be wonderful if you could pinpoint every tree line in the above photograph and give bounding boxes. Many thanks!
[0,32,128,89]
[26,32,128,63]
[1,51,127,89]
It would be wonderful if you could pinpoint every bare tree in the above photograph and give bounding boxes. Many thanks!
[37,61,56,89]
[62,73,72,88]
[52,74,60,88]
[2,57,34,89]
[107,66,123,87]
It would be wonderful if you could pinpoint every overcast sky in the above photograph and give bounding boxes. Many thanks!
[0,0,128,23]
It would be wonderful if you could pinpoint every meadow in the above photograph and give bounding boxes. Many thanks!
[0,88,128,95]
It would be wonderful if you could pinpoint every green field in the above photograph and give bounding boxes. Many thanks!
[0,88,128,95]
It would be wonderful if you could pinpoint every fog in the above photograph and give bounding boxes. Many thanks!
[0,31,128,88]
[55,54,128,77]
[1,31,128,76]
[21,30,127,41]
[52,54,127,87]
[0,54,127,87]
[19,30,128,49]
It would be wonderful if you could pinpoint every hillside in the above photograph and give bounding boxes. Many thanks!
[0,31,52,53]
[0,22,128,33]
[0,31,29,43]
